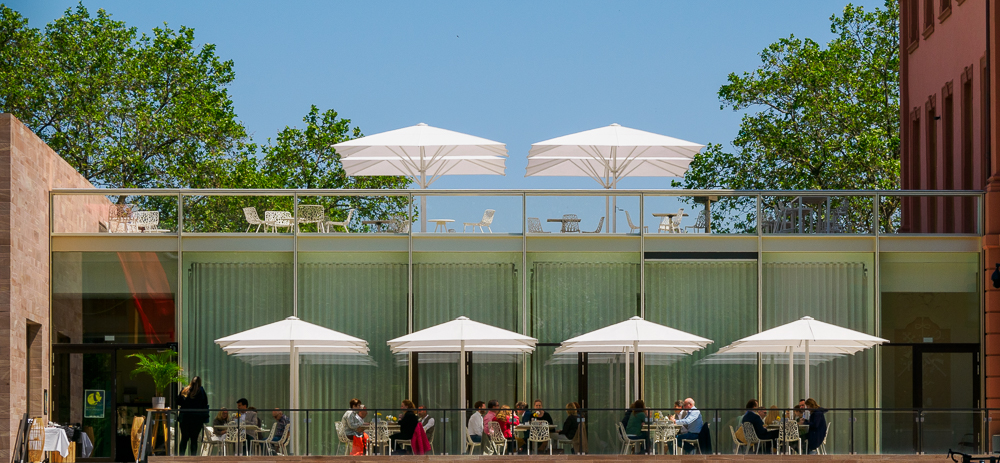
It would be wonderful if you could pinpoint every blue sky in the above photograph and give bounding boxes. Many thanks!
[11,0,888,232]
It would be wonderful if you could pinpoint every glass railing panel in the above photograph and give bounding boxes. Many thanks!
[880,193,980,234]
[880,409,918,454]
[526,193,638,235]
[415,192,522,234]
[921,410,981,455]
[761,194,873,234]
[297,193,412,234]
[644,194,758,235]
[53,193,178,234]
[181,193,294,233]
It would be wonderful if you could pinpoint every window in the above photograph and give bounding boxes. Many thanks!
[927,97,938,232]
[939,0,952,21]
[923,0,935,36]
[961,70,974,232]
[908,0,920,50]
[909,109,922,231]
[983,57,991,190]
[942,84,954,233]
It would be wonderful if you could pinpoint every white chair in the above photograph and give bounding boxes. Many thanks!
[243,207,265,232]
[679,425,701,454]
[108,204,136,233]
[335,421,351,455]
[273,425,291,456]
[671,208,686,233]
[625,210,647,233]
[740,421,762,454]
[372,421,391,455]
[222,421,241,456]
[264,211,293,233]
[425,424,436,455]
[560,214,581,232]
[527,420,552,455]
[582,217,605,233]
[325,209,355,233]
[527,217,550,233]
[686,209,708,233]
[651,421,677,455]
[249,426,277,455]
[616,421,644,454]
[464,431,481,455]
[296,204,326,232]
[464,209,495,233]
[817,421,832,455]
[779,419,801,455]
[729,425,749,455]
[134,210,170,233]
[485,421,507,455]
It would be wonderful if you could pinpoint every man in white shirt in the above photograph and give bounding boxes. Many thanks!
[467,401,486,443]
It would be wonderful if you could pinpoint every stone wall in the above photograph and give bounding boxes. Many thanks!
[0,114,104,461]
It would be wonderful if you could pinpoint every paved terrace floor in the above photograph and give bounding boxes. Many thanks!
[149,456,955,462]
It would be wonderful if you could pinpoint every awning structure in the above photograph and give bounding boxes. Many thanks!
[715,316,887,407]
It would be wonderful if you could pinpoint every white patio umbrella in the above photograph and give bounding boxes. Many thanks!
[526,124,704,232]
[215,316,369,412]
[387,316,536,441]
[334,123,508,232]
[715,316,887,408]
[555,316,713,407]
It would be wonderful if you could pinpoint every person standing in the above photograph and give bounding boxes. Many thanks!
[176,376,209,456]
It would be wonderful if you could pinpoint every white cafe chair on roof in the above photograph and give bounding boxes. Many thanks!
[325,209,355,233]
[582,216,604,234]
[625,210,647,233]
[243,207,265,233]
[464,209,495,233]
[527,217,550,233]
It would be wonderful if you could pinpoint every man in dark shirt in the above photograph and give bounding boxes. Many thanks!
[741,399,779,452]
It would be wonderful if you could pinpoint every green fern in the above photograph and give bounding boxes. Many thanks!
[128,349,187,397]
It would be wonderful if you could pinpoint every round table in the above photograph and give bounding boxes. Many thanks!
[652,212,689,233]
[547,218,582,233]
[427,219,454,232]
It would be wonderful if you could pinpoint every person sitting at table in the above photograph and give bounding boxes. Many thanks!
[417,406,434,434]
[481,400,501,454]
[212,409,229,438]
[670,400,687,433]
[793,405,809,439]
[467,401,486,444]
[389,400,418,454]
[803,398,828,454]
[554,402,579,452]
[670,398,703,454]
[513,401,529,453]
[625,399,649,454]
[270,408,290,442]
[763,405,781,428]
[742,399,778,452]
[798,398,811,422]
[495,405,519,454]
[343,399,368,456]
[527,399,553,424]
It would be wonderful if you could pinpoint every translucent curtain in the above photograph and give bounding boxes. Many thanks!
[644,261,758,431]
[529,261,639,455]
[182,262,293,415]
[297,262,408,455]
[762,261,873,453]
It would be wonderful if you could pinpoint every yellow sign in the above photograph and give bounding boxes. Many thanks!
[84,389,104,418]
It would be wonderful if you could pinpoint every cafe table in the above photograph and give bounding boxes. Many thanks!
[547,217,582,233]
[362,220,394,232]
[427,219,455,233]
[651,212,689,233]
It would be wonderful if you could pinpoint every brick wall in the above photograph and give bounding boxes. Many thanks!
[0,114,104,461]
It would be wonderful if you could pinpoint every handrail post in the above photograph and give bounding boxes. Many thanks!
[850,408,855,454]
[305,409,310,456]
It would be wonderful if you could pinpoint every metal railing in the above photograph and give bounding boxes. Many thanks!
[129,406,1000,460]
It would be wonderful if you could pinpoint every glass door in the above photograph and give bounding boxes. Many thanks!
[916,346,979,454]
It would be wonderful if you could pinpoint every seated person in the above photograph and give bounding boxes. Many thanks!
[513,401,529,452]
[763,406,781,428]
[212,409,230,439]
[342,399,368,456]
[495,405,519,453]
[389,400,419,453]
[671,398,703,454]
[554,402,578,451]
[526,399,553,423]
[270,408,290,442]
[741,399,779,451]
[467,401,486,443]
[625,399,649,454]
[803,398,828,454]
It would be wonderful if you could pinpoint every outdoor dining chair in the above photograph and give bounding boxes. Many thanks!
[740,422,762,454]
[817,421,832,455]
[464,430,481,454]
[561,214,581,233]
[615,421,643,455]
[243,207,265,233]
[249,425,277,455]
[263,211,293,233]
[527,420,552,455]
[650,420,677,455]
[464,209,495,233]
[296,205,326,232]
[108,204,136,233]
[625,210,647,233]
[485,421,507,455]
[582,217,604,234]
[200,426,223,456]
[335,421,351,455]
[325,209,355,233]
[779,419,801,455]
[372,421,391,455]
[133,211,170,233]
[273,425,291,456]
[527,217,550,233]
[686,209,707,233]
[729,425,749,454]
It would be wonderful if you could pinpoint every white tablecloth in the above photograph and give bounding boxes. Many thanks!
[43,428,70,458]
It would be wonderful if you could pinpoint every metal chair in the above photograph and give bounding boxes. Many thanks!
[779,419,801,455]
[372,421,391,455]
[243,207,265,232]
[249,425,277,455]
[582,216,605,233]
[28,417,45,463]
[527,217,550,233]
[730,425,749,454]
[464,209,495,233]
[133,210,170,233]
[561,214,580,233]
[651,421,677,455]
[680,425,701,454]
[615,421,644,455]
[388,215,411,233]
[200,425,223,456]
[527,420,552,455]
[425,424,436,455]
[263,211,293,233]
[335,421,351,455]
[671,208,686,233]
[740,421,762,454]
[108,204,136,233]
[686,208,707,233]
[464,430,481,454]
[817,421,832,455]
[485,421,507,455]
[325,209,355,233]
[273,425,291,456]
[296,204,326,232]
[625,210,647,233]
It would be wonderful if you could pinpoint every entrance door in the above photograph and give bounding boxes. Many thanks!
[913,344,979,454]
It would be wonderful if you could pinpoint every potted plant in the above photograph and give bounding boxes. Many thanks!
[128,350,186,410]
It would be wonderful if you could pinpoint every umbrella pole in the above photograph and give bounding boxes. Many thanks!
[624,347,630,408]
[419,171,428,233]
[460,341,466,449]
[290,342,299,454]
[788,348,794,409]
[804,340,810,400]
[633,341,639,402]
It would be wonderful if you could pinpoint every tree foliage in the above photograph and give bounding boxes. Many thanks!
[676,1,900,232]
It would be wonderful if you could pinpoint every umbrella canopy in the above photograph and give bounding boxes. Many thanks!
[334,123,508,232]
[387,316,536,440]
[526,123,703,232]
[555,316,712,407]
[215,316,370,412]
[715,316,887,407]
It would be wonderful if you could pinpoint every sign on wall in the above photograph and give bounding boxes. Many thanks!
[84,390,105,419]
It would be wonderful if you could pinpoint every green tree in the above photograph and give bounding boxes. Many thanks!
[0,3,246,192]
[676,1,900,233]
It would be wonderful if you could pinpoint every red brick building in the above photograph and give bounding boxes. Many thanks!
[899,0,1000,431]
